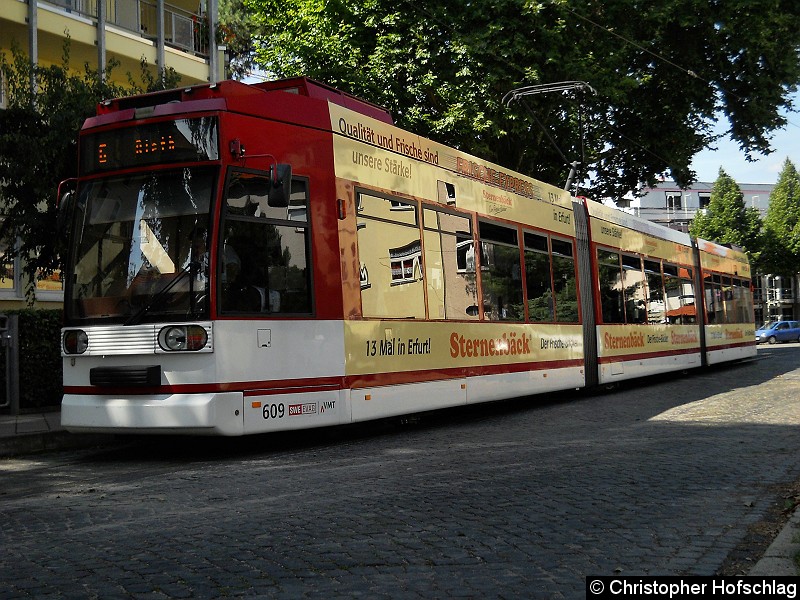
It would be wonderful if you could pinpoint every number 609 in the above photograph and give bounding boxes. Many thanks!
[262,403,285,419]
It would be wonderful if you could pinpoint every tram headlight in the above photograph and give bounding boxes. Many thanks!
[63,330,88,355]
[158,325,208,351]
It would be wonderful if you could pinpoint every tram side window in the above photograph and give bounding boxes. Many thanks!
[423,208,478,320]
[551,238,579,323]
[220,171,311,314]
[703,272,714,322]
[622,254,647,324]
[523,232,552,322]
[721,276,736,324]
[357,193,425,319]
[743,279,754,322]
[597,249,625,324]
[704,273,725,324]
[478,221,523,321]
[644,259,665,324]
[680,267,697,324]
[734,279,753,322]
[664,264,694,324]
[731,278,742,323]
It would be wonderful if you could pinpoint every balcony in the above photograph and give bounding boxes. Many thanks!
[42,0,209,58]
[766,288,795,303]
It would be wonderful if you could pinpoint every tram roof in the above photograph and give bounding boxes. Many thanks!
[90,77,393,127]
[251,77,393,124]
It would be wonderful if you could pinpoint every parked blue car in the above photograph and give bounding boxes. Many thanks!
[755,320,800,344]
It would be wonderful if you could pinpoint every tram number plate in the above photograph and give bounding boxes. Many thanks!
[262,403,285,420]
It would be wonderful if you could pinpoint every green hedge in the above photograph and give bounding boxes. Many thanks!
[0,309,63,411]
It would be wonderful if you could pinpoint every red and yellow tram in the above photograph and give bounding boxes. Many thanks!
[59,78,755,434]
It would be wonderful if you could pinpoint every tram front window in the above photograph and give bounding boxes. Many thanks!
[65,168,214,323]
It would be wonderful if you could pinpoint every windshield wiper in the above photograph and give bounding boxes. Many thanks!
[123,262,200,326]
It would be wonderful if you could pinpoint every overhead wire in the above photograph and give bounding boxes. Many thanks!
[390,0,692,176]
[560,3,800,135]
[560,5,710,89]
[250,0,799,176]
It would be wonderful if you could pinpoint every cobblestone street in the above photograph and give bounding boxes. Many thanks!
[2,345,800,599]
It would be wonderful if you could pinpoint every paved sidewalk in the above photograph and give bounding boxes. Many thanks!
[0,411,62,436]
[749,507,800,576]
[0,410,111,457]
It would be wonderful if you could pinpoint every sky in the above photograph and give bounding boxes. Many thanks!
[689,95,800,185]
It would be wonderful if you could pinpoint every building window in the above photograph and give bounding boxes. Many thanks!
[455,235,475,272]
[672,221,690,234]
[35,269,63,292]
[0,229,64,299]
[390,242,422,284]
[0,235,17,292]
[699,194,711,209]
[666,193,682,211]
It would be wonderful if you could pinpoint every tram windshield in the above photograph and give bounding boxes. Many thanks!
[65,167,215,323]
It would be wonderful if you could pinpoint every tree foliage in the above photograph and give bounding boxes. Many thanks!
[689,169,763,264]
[761,158,800,274]
[219,0,257,79]
[244,0,800,200]
[0,42,181,301]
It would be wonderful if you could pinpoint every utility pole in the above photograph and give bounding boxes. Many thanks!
[97,0,107,82]
[157,0,166,83]
[208,0,219,82]
[27,0,38,96]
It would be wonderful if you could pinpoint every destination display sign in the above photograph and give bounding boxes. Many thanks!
[80,117,219,174]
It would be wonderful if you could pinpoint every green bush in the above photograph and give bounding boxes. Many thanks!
[0,309,63,411]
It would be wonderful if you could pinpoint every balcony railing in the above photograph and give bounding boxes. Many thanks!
[766,287,795,302]
[42,0,209,57]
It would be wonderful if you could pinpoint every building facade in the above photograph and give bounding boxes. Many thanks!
[619,180,774,233]
[0,0,221,309]
[753,274,799,324]
[621,180,798,324]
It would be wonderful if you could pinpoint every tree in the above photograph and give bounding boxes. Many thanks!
[0,42,181,301]
[244,0,800,200]
[219,0,257,79]
[761,158,800,275]
[689,168,763,263]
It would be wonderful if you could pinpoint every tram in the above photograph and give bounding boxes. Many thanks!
[59,78,756,434]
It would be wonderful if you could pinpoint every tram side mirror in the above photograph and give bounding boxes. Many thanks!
[268,164,292,208]
[56,178,77,236]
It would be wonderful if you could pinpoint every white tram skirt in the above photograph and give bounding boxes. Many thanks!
[61,392,245,435]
